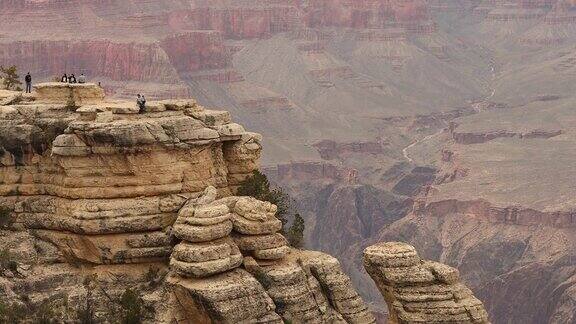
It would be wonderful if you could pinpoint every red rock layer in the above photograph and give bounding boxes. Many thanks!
[160,32,232,74]
[303,0,430,28]
[168,6,302,40]
[0,40,179,82]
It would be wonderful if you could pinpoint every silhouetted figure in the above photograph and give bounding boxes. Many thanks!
[24,72,32,93]
[69,74,77,84]
[78,73,86,84]
[137,94,145,113]
[61,74,68,83]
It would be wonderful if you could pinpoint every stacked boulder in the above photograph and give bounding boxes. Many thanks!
[230,197,290,261]
[170,187,242,278]
[170,187,291,277]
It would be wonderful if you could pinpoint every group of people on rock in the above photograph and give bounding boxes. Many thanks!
[20,72,146,113]
[60,73,86,84]
[18,72,91,94]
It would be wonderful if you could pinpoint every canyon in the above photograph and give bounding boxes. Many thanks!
[2,0,576,323]
[0,83,488,323]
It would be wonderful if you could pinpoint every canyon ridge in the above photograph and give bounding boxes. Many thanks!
[2,0,576,323]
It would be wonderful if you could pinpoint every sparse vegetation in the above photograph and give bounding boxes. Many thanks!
[0,248,18,273]
[119,288,143,324]
[287,214,305,248]
[0,65,22,91]
[34,302,57,324]
[205,115,216,126]
[0,301,5,321]
[0,207,12,229]
[77,275,97,324]
[238,170,305,247]
[0,301,26,323]
[144,265,163,288]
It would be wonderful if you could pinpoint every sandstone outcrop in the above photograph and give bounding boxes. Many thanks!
[0,83,379,323]
[364,242,489,324]
[34,82,105,105]
[0,83,264,266]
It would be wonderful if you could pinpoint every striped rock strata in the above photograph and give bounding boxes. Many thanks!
[363,242,490,324]
[0,84,376,323]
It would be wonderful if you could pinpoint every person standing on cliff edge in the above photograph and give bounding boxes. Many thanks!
[137,94,146,113]
[24,72,32,93]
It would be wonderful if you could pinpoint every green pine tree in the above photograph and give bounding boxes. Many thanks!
[287,214,305,248]
[0,65,22,91]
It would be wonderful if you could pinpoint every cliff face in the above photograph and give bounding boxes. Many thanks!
[0,0,437,91]
[0,83,380,323]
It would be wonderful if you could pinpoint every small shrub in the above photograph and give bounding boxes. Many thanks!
[0,301,5,320]
[2,302,26,323]
[0,248,17,273]
[77,276,96,324]
[0,207,12,229]
[34,302,56,324]
[287,214,305,249]
[119,288,143,324]
[205,115,216,126]
[0,65,21,90]
[144,266,159,282]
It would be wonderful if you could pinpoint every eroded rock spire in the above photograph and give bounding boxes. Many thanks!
[363,242,490,324]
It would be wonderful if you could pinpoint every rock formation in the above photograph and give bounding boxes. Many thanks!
[364,242,489,324]
[0,83,382,323]
[3,2,576,323]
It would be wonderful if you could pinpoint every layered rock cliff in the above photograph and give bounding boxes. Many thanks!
[0,83,385,323]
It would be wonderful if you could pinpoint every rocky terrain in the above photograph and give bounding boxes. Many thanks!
[0,83,489,323]
[364,242,489,323]
[3,1,576,323]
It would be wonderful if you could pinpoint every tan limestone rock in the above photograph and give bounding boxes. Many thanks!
[168,269,282,323]
[173,221,233,243]
[190,109,232,126]
[231,197,283,235]
[364,242,490,324]
[0,88,377,324]
[34,82,105,105]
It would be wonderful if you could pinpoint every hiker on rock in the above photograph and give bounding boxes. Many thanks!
[78,73,86,84]
[69,74,77,84]
[137,94,146,113]
[61,74,68,83]
[24,72,32,93]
